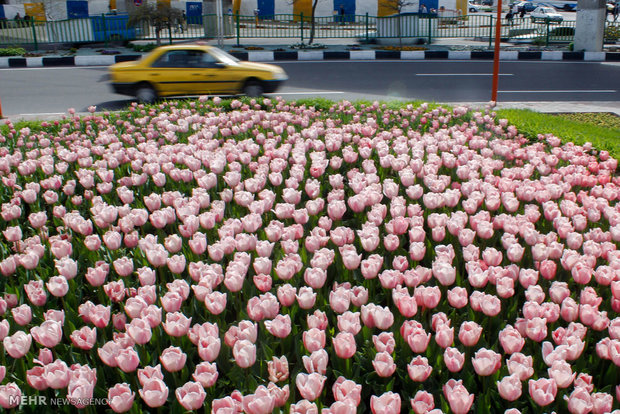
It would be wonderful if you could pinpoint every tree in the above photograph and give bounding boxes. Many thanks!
[290,0,321,45]
[380,0,416,48]
[127,3,184,45]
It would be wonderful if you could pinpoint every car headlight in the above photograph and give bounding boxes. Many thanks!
[272,72,288,81]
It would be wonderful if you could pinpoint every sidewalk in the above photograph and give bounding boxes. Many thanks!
[1,35,619,68]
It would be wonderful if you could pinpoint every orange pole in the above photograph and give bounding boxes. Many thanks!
[0,96,3,119]
[491,0,503,102]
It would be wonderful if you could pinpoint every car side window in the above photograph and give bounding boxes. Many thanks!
[151,50,220,68]
[152,51,189,68]
[191,51,220,68]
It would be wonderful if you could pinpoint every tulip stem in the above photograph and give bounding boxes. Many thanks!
[345,357,352,379]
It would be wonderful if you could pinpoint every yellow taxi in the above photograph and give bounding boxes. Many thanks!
[109,43,288,102]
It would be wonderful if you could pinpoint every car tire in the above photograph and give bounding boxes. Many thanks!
[243,80,264,97]
[531,16,536,22]
[136,83,157,104]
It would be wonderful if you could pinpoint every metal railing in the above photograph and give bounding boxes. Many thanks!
[0,13,615,49]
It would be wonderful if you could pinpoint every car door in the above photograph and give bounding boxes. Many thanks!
[147,49,220,96]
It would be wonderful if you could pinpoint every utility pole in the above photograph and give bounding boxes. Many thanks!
[491,0,503,102]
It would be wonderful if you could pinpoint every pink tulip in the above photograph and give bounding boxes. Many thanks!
[137,365,164,387]
[407,356,432,382]
[525,317,548,342]
[267,356,289,383]
[302,349,329,375]
[333,332,356,359]
[127,318,152,345]
[0,383,21,409]
[108,383,135,413]
[458,321,482,347]
[139,378,169,408]
[27,366,48,390]
[44,359,71,389]
[264,314,292,338]
[528,378,557,407]
[296,373,326,401]
[30,320,62,348]
[590,392,613,414]
[373,352,396,377]
[499,325,525,354]
[547,360,576,388]
[12,304,32,326]
[160,346,187,372]
[243,385,276,414]
[233,339,256,368]
[162,312,192,337]
[45,276,69,297]
[373,332,395,353]
[497,374,522,401]
[277,284,296,307]
[192,361,218,388]
[332,376,361,406]
[444,347,465,372]
[410,390,435,414]
[564,386,592,414]
[297,287,317,309]
[175,381,206,411]
[303,328,326,353]
[370,391,401,414]
[290,400,318,414]
[447,287,468,308]
[472,348,502,376]
[443,379,474,414]
[507,352,534,380]
[70,326,97,350]
[116,347,140,373]
[3,331,31,359]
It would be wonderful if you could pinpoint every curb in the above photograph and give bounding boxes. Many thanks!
[0,51,618,67]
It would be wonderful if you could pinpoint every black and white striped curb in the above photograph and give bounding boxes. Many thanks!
[1,50,619,67]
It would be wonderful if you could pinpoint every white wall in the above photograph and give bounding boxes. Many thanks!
[2,0,465,18]
[3,4,25,19]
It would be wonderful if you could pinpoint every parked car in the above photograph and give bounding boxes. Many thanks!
[513,1,552,13]
[545,0,578,10]
[530,6,564,22]
[108,43,288,102]
[468,2,482,12]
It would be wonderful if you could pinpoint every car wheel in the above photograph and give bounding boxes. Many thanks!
[136,83,157,104]
[243,80,264,97]
[531,16,535,22]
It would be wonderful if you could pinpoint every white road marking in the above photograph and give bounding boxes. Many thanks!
[416,73,514,76]
[11,112,66,116]
[499,90,617,93]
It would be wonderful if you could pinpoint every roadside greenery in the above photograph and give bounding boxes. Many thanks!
[130,43,158,53]
[494,108,620,160]
[553,112,620,131]
[0,47,26,56]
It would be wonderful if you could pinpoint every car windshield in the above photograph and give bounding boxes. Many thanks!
[541,7,554,12]
[209,48,240,65]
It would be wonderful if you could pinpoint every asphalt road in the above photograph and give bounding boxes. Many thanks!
[1,60,619,118]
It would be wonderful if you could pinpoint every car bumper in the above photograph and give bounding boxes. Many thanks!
[110,82,137,96]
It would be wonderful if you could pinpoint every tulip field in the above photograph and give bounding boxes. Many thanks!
[0,97,619,413]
